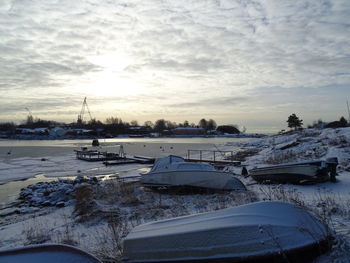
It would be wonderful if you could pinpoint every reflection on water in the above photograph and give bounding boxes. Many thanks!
[0,137,251,147]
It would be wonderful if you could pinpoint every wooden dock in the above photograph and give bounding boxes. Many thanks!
[103,159,138,166]
[104,156,155,165]
[75,150,119,162]
[75,147,155,166]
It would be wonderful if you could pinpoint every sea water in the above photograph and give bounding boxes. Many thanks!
[0,137,252,206]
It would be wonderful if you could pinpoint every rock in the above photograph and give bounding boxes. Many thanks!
[0,207,20,216]
[43,201,51,206]
[56,201,66,207]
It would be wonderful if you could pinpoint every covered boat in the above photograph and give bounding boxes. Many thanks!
[123,201,329,263]
[0,244,101,263]
[249,158,338,184]
[140,155,246,191]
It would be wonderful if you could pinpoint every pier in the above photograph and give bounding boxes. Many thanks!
[74,149,119,162]
[75,148,155,165]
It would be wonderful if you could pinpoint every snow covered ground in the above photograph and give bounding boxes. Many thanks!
[1,128,350,262]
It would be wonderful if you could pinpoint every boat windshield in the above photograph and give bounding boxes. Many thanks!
[150,155,184,172]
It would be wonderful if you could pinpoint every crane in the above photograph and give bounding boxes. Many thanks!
[77,97,93,124]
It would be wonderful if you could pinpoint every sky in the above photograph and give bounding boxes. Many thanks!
[0,0,349,133]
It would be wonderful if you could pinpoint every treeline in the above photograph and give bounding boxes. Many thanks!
[281,114,349,134]
[307,116,349,129]
[0,116,241,136]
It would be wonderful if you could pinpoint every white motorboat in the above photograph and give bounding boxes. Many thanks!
[122,201,329,263]
[140,155,246,191]
[249,158,339,184]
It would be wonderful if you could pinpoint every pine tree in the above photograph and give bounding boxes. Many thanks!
[287,114,303,130]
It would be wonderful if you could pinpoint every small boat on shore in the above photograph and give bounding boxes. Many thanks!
[0,244,101,263]
[140,155,246,191]
[249,158,338,184]
[122,201,329,263]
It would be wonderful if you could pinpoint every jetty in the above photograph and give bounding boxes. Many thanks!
[75,147,239,167]
[75,147,155,165]
[74,149,119,162]
[103,156,154,166]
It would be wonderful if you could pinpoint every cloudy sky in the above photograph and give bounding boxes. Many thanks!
[0,0,349,132]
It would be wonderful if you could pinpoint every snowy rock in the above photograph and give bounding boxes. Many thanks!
[56,201,66,207]
[0,207,19,216]
[18,179,78,208]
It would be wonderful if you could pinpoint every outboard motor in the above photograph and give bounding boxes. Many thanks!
[326,157,338,182]
[241,166,248,177]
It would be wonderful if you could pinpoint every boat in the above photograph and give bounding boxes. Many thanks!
[0,244,101,263]
[140,155,246,191]
[122,201,330,263]
[249,158,338,184]
[92,139,100,147]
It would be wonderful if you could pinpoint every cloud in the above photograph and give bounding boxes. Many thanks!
[169,96,248,108]
[0,0,349,131]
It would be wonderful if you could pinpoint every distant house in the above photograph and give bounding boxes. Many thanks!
[49,127,67,137]
[172,127,205,135]
[128,126,152,135]
[16,128,49,135]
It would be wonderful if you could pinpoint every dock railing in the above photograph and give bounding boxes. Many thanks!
[186,149,240,165]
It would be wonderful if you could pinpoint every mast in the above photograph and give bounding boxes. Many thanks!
[347,100,350,123]
[77,97,93,124]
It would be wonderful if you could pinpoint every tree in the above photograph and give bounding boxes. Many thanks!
[165,120,177,130]
[130,120,139,126]
[144,121,154,128]
[198,118,207,129]
[105,117,122,125]
[216,125,240,134]
[207,119,217,130]
[26,115,34,125]
[287,113,303,130]
[154,119,166,132]
[339,116,348,127]
[183,120,189,127]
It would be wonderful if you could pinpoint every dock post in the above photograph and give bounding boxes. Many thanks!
[214,151,216,162]
[200,150,202,161]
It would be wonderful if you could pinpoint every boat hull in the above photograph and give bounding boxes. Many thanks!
[122,202,329,263]
[0,244,102,263]
[249,164,328,184]
[141,170,246,191]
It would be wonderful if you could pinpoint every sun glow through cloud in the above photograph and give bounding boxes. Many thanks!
[0,0,349,132]
[83,53,145,96]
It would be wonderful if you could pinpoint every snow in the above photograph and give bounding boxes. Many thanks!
[1,128,350,262]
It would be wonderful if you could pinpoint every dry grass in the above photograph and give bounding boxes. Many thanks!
[264,150,298,164]
[259,185,306,208]
[229,148,261,162]
[74,183,96,221]
[85,180,257,262]
[22,215,51,245]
